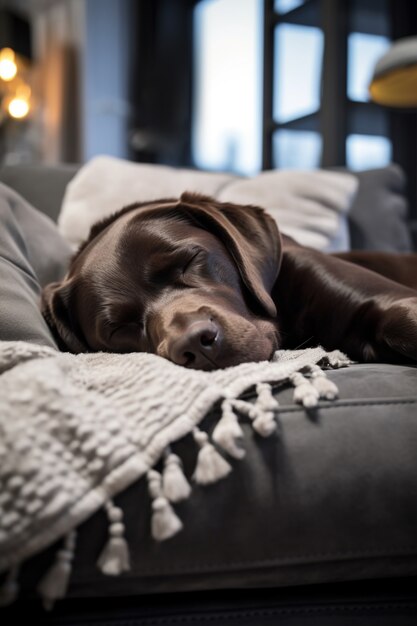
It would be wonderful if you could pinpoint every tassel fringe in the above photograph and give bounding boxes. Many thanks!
[256,383,280,412]
[1,359,343,610]
[151,496,183,541]
[162,452,192,502]
[37,531,76,611]
[0,566,19,607]
[193,429,232,484]
[252,410,277,437]
[148,469,183,541]
[212,400,246,459]
[229,393,278,438]
[290,371,320,408]
[309,365,339,400]
[97,501,130,576]
[253,383,279,436]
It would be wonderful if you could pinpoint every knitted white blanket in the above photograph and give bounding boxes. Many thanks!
[0,340,351,608]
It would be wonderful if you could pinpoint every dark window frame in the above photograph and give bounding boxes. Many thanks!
[262,0,417,245]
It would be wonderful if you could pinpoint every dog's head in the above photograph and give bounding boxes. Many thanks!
[42,193,282,370]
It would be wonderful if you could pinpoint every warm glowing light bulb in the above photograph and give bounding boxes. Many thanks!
[0,48,17,81]
[8,97,29,119]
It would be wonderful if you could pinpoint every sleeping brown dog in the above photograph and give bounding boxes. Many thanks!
[42,192,417,369]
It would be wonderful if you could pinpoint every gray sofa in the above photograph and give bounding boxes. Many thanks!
[1,164,417,625]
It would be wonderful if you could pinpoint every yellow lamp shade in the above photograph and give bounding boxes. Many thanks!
[369,36,417,108]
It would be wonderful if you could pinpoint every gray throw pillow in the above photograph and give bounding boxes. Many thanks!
[0,183,72,347]
[348,164,412,252]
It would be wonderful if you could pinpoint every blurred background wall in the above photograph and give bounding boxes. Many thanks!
[0,0,415,195]
[0,0,136,163]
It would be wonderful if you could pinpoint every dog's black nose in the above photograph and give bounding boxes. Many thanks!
[169,320,221,369]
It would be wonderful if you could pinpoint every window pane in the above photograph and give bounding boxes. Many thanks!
[274,24,323,123]
[346,134,392,170]
[348,33,390,102]
[273,130,322,169]
[192,0,262,175]
[274,0,305,14]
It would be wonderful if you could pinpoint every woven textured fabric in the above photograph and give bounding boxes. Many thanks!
[0,340,350,607]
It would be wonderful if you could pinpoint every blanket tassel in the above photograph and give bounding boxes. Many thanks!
[162,451,192,502]
[97,501,130,576]
[148,469,183,541]
[212,400,246,459]
[308,365,339,400]
[0,566,19,607]
[253,383,279,436]
[290,371,320,408]
[37,530,76,611]
[192,428,232,485]
[231,396,277,438]
[256,382,280,412]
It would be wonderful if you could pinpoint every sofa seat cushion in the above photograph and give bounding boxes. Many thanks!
[4,577,417,626]
[11,362,417,601]
[0,174,416,610]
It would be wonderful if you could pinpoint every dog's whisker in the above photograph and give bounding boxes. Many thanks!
[293,336,314,350]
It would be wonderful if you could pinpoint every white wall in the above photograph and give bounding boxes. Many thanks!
[82,0,132,162]
[29,0,133,163]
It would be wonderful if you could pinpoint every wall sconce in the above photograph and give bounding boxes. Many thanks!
[0,47,31,120]
[0,47,18,82]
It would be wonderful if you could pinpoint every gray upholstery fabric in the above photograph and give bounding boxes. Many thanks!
[69,363,417,593]
[348,165,412,252]
[1,165,417,617]
[5,578,417,625]
[0,163,79,223]
[13,364,417,599]
[0,183,72,347]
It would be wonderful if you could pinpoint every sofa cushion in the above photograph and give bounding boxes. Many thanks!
[0,183,72,347]
[0,170,416,609]
[57,155,356,252]
[70,362,417,595]
[58,156,237,248]
[216,168,355,251]
[9,362,417,601]
[0,162,412,254]
[347,165,412,252]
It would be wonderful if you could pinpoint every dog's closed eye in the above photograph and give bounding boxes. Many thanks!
[108,321,142,341]
[182,250,203,275]
[150,248,202,284]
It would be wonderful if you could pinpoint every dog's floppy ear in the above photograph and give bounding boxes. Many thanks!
[180,193,282,317]
[41,279,88,353]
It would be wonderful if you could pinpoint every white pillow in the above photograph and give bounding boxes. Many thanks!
[59,156,237,248]
[217,169,357,251]
[59,155,358,252]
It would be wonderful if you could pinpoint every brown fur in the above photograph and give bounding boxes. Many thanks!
[42,193,417,369]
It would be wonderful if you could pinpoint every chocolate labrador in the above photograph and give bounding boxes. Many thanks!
[42,193,417,369]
